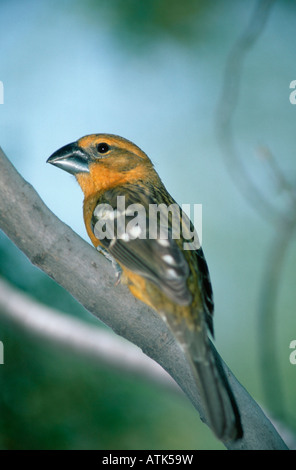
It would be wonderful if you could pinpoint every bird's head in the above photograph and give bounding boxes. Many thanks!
[47,134,155,197]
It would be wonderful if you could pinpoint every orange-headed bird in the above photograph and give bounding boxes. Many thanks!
[47,134,242,441]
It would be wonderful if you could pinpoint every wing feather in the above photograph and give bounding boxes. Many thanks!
[92,186,192,306]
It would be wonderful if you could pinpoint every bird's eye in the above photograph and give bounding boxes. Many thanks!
[97,143,110,154]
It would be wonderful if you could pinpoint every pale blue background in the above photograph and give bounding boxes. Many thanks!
[0,0,295,450]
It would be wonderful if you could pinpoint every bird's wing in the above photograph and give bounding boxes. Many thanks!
[91,185,192,306]
[194,247,214,336]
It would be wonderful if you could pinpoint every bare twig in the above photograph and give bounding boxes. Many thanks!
[0,146,288,449]
[258,218,296,420]
[0,277,177,390]
[216,0,296,423]
[257,146,296,208]
[216,0,280,226]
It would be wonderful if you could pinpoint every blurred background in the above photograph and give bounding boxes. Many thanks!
[0,0,295,450]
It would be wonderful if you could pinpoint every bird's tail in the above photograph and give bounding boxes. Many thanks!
[187,329,243,441]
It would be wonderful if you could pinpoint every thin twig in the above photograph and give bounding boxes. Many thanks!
[0,277,177,390]
[216,0,296,422]
[258,219,296,421]
[216,0,281,226]
[257,146,296,209]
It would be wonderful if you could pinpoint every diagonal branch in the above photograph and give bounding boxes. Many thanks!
[0,147,288,450]
[0,277,177,390]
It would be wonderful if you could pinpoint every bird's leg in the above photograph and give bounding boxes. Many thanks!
[96,245,122,285]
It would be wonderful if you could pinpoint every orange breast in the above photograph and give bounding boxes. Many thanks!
[77,163,151,200]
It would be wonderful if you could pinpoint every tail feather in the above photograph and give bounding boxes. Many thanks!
[188,332,243,441]
[163,313,242,441]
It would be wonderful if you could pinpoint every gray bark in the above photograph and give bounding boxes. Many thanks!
[0,147,288,450]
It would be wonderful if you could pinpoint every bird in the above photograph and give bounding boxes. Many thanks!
[47,133,242,441]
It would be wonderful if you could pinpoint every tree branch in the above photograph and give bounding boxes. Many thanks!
[216,0,280,226]
[0,277,177,391]
[0,147,288,449]
[215,0,296,423]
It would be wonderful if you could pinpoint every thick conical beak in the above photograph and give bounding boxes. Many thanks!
[47,142,90,175]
